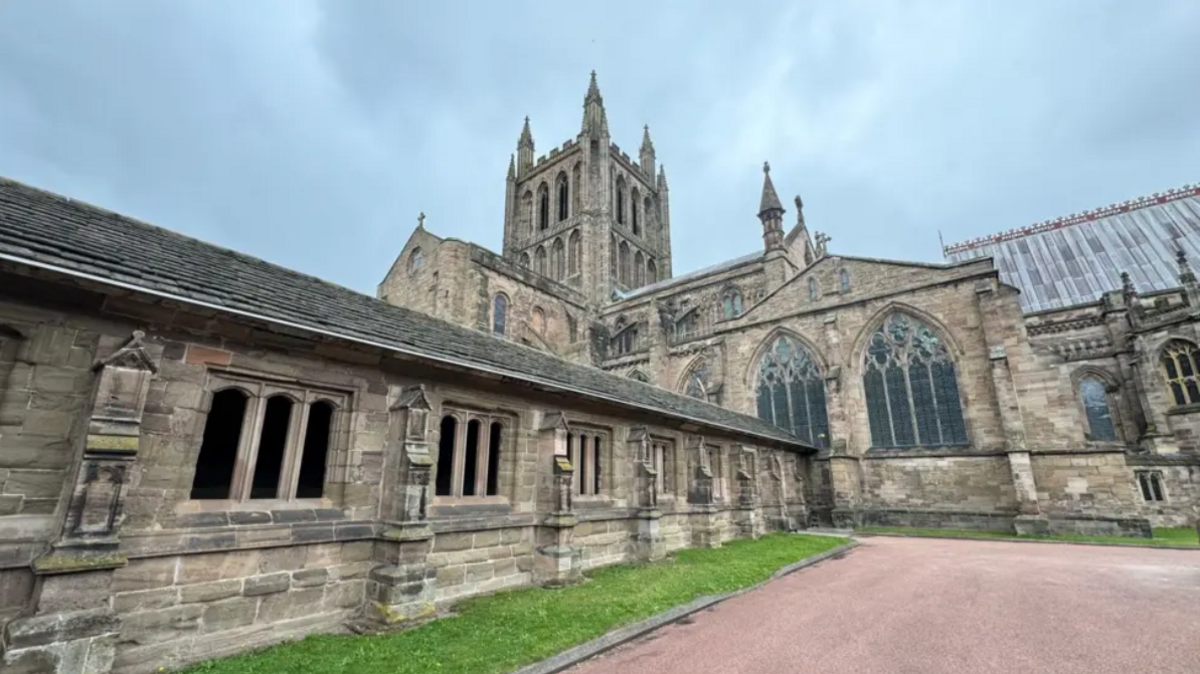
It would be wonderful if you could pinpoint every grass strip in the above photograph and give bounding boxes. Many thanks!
[183,533,846,674]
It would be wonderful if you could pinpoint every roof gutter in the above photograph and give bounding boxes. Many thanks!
[0,251,809,451]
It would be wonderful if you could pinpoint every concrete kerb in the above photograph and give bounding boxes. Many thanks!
[511,537,858,674]
[855,531,1200,551]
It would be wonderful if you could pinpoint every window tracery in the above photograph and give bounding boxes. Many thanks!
[862,313,967,448]
[755,335,830,448]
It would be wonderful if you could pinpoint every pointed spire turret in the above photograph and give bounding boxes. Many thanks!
[758,162,785,217]
[507,154,516,181]
[758,162,786,253]
[639,125,656,176]
[581,70,609,137]
[657,164,668,191]
[516,116,535,176]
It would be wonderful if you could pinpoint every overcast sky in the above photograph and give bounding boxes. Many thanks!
[2,1,1198,295]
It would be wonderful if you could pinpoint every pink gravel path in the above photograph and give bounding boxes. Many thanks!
[568,536,1200,674]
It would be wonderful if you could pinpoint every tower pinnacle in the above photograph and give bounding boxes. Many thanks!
[639,125,656,175]
[581,71,609,136]
[516,116,535,176]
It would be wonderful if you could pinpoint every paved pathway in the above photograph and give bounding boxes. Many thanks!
[568,536,1200,674]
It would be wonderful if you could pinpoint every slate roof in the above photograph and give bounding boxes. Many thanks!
[944,183,1200,313]
[0,177,810,449]
[619,251,763,301]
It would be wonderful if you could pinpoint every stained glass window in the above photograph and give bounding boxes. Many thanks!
[1079,376,1116,441]
[862,313,967,448]
[492,294,507,335]
[685,360,710,400]
[722,289,743,319]
[754,335,830,448]
[1161,340,1200,406]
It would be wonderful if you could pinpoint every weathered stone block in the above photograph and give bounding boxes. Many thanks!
[3,469,64,498]
[436,565,465,586]
[432,532,473,553]
[112,556,177,593]
[258,546,307,573]
[6,608,120,649]
[180,579,243,604]
[258,587,326,622]
[177,550,259,585]
[228,510,273,526]
[119,605,204,646]
[201,597,259,633]
[292,568,329,588]
[113,587,180,614]
[323,581,364,610]
[243,572,290,597]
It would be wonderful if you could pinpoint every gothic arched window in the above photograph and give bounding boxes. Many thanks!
[492,294,508,335]
[839,269,851,293]
[556,172,569,222]
[537,183,549,231]
[631,186,641,235]
[722,288,744,319]
[1078,376,1117,442]
[521,190,534,234]
[615,175,626,225]
[572,162,582,214]
[551,237,565,281]
[684,360,711,401]
[863,313,967,448]
[1161,340,1200,406]
[407,248,424,276]
[646,258,657,284]
[519,252,530,268]
[755,335,830,448]
[634,251,645,287]
[568,230,582,277]
[535,246,547,276]
[644,197,653,230]
[808,277,819,301]
[618,241,631,286]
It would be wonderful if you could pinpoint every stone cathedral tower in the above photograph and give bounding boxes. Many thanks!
[501,72,673,305]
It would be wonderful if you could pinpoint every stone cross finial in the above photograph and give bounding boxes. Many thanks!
[417,212,425,229]
[794,194,803,211]
[814,232,831,257]
[763,161,771,174]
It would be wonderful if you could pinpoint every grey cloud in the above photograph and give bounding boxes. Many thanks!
[1,0,1196,296]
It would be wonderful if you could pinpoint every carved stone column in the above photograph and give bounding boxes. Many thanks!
[533,413,580,586]
[362,385,438,628]
[687,436,719,547]
[628,427,665,561]
[4,331,158,674]
[734,446,762,538]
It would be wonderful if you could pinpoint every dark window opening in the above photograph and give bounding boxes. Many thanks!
[576,434,587,495]
[538,189,550,231]
[493,294,508,335]
[592,435,602,494]
[557,178,569,221]
[436,415,456,496]
[1137,471,1165,502]
[250,396,293,499]
[190,389,248,499]
[463,419,481,496]
[296,400,333,498]
[487,422,502,496]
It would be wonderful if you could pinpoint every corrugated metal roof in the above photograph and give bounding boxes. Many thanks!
[943,184,1200,313]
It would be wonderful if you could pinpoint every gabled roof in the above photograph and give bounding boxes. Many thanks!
[944,183,1200,313]
[618,251,763,301]
[0,177,810,449]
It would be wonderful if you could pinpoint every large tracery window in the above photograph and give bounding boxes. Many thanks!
[863,313,967,448]
[1079,376,1117,442]
[1161,340,1200,406]
[684,359,712,401]
[755,335,830,448]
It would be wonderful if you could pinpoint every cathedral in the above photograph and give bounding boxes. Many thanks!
[380,72,1200,532]
[0,72,1197,673]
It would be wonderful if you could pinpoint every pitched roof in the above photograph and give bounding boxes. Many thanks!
[617,251,763,301]
[943,183,1200,313]
[0,177,810,449]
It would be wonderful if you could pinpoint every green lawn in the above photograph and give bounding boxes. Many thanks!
[182,533,847,674]
[857,526,1199,547]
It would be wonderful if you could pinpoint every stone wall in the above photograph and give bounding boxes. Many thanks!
[860,453,1017,512]
[0,278,808,674]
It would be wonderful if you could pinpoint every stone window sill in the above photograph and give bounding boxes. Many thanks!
[176,498,332,514]
[1166,402,1200,416]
